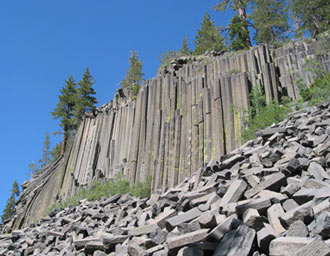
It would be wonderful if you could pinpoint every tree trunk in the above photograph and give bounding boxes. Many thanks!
[238,7,252,47]
[61,131,67,155]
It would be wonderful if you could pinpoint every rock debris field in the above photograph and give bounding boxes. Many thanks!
[1,102,330,256]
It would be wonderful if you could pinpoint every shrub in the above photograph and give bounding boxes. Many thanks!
[299,73,330,106]
[242,87,290,142]
[49,175,151,212]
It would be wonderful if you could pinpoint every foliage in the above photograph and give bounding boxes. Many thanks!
[41,132,51,169]
[73,68,98,125]
[49,176,151,212]
[158,36,192,68]
[1,181,20,223]
[121,50,144,96]
[228,15,250,51]
[181,36,192,55]
[242,87,290,141]
[51,75,77,135]
[213,0,252,47]
[298,73,330,106]
[213,0,248,12]
[291,0,330,37]
[250,0,289,44]
[28,162,41,177]
[49,142,62,163]
[193,13,226,55]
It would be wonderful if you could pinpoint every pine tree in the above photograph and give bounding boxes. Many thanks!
[213,0,252,47]
[181,36,192,55]
[193,13,226,55]
[41,132,51,169]
[28,162,41,177]
[73,68,98,125]
[228,15,251,51]
[2,181,20,223]
[51,75,77,154]
[291,0,330,37]
[121,50,144,95]
[49,142,62,163]
[251,0,289,44]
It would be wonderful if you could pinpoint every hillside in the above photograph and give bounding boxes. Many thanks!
[1,99,330,255]
[6,35,330,231]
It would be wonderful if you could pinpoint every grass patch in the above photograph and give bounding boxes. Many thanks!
[298,73,330,106]
[49,176,151,212]
[242,87,291,142]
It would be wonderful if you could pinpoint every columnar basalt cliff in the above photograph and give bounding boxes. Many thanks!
[12,37,330,229]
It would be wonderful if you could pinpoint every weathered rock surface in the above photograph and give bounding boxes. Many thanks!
[9,36,330,229]
[0,101,329,255]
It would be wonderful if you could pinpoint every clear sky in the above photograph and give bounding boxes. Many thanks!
[0,1,234,214]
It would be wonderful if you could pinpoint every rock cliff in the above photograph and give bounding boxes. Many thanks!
[11,36,330,229]
[1,102,330,256]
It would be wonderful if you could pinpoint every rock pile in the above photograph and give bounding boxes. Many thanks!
[1,102,330,256]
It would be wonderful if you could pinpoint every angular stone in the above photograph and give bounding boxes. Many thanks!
[267,204,286,235]
[287,221,308,237]
[294,238,330,256]
[236,198,272,216]
[198,211,217,229]
[280,201,314,228]
[102,233,128,249]
[245,173,287,199]
[220,180,247,205]
[243,208,267,231]
[177,246,203,256]
[308,162,330,181]
[257,223,277,254]
[213,225,256,256]
[208,215,241,241]
[166,208,201,231]
[269,237,314,256]
[128,223,159,236]
[166,229,209,250]
[313,211,330,239]
[283,199,300,212]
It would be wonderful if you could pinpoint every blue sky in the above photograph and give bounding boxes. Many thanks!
[0,1,235,214]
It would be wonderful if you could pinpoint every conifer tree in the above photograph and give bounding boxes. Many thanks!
[213,0,252,47]
[121,50,144,95]
[250,0,289,44]
[41,131,51,169]
[228,15,251,51]
[181,36,192,55]
[51,75,77,154]
[2,181,20,223]
[73,68,98,126]
[291,0,330,37]
[193,13,226,55]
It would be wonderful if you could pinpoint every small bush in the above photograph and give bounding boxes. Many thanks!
[299,73,330,106]
[49,176,151,212]
[242,87,290,142]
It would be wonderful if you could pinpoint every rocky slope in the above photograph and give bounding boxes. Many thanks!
[10,36,330,229]
[1,102,330,255]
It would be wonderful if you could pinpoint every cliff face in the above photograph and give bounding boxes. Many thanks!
[12,37,330,228]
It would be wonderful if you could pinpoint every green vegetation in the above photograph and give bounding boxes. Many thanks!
[227,15,250,51]
[242,87,290,141]
[213,0,252,47]
[158,36,192,67]
[2,181,20,223]
[121,50,144,96]
[73,68,98,126]
[291,0,330,38]
[250,0,289,44]
[243,69,330,142]
[49,176,151,212]
[298,73,330,106]
[193,13,226,55]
